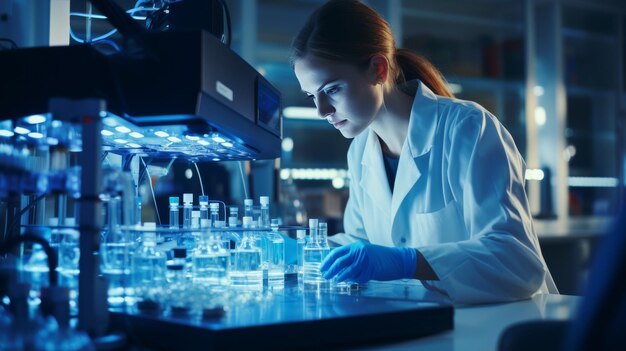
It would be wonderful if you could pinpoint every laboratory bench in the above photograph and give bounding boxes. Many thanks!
[106,278,579,351]
[360,292,580,351]
[108,278,454,350]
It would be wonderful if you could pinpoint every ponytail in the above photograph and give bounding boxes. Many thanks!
[291,1,454,99]
[394,49,454,98]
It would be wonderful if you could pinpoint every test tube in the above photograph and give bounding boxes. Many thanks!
[259,196,270,228]
[228,206,239,227]
[199,195,209,223]
[210,203,220,228]
[169,197,179,229]
[296,229,306,277]
[183,193,193,229]
[244,198,253,218]
[191,211,200,229]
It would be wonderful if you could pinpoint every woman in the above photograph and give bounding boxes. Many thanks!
[291,0,558,304]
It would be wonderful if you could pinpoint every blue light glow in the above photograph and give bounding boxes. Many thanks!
[28,132,44,139]
[0,129,14,137]
[103,118,117,127]
[212,135,226,143]
[14,127,30,135]
[24,114,47,124]
[114,139,128,144]
[115,126,131,133]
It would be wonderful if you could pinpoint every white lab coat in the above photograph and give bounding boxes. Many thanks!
[329,80,558,304]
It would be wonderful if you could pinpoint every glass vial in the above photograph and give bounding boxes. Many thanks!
[228,206,239,227]
[209,202,220,228]
[199,195,209,225]
[296,229,306,281]
[259,196,270,228]
[244,198,253,218]
[191,211,200,229]
[169,196,179,229]
[183,193,193,229]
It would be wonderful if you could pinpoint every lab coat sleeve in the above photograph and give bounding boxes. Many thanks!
[328,144,370,247]
[418,109,546,304]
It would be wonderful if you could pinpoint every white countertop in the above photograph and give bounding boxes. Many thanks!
[360,293,580,351]
[534,216,613,240]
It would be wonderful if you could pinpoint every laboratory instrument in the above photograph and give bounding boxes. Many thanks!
[0,0,453,348]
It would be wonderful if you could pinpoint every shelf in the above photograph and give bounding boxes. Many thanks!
[566,85,618,96]
[561,28,618,45]
[446,76,524,91]
[401,7,523,32]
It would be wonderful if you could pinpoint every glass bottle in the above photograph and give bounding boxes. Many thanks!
[166,248,187,285]
[230,216,262,290]
[101,197,132,305]
[303,218,331,290]
[169,196,179,229]
[132,228,166,304]
[266,219,285,285]
[192,229,230,286]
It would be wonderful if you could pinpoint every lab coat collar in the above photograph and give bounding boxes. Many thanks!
[358,80,440,225]
[406,80,439,158]
[360,130,393,216]
[390,80,439,225]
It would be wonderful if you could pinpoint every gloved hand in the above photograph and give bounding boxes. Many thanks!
[320,241,417,284]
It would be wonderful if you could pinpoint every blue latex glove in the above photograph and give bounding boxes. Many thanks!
[320,241,417,284]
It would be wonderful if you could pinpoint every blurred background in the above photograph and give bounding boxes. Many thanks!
[1,0,625,295]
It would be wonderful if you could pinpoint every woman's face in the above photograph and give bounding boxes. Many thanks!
[294,55,381,139]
